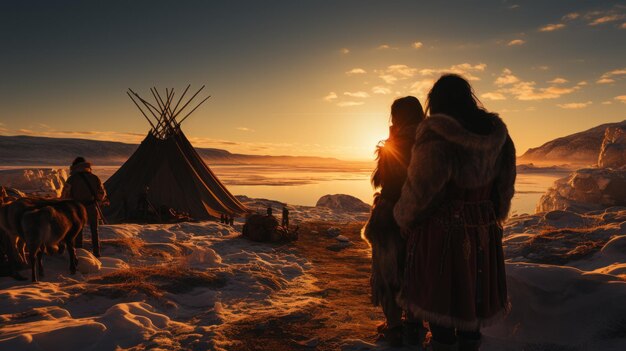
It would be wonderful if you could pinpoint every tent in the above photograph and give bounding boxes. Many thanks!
[103,85,249,222]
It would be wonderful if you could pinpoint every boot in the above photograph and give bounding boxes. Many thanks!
[458,335,481,351]
[430,340,458,351]
[382,325,404,347]
[405,321,427,347]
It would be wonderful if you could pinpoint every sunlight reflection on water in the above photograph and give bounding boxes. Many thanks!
[87,165,565,216]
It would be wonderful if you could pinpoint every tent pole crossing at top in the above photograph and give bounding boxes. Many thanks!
[127,85,211,139]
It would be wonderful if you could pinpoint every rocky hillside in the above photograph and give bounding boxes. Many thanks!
[519,120,626,165]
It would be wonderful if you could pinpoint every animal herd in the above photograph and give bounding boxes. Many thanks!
[0,197,88,282]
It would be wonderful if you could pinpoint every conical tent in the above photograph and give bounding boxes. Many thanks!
[104,85,248,222]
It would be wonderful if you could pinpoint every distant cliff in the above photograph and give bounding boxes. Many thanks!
[519,120,626,166]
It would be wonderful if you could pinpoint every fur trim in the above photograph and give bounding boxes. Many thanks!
[418,114,507,151]
[70,162,92,175]
[394,113,516,228]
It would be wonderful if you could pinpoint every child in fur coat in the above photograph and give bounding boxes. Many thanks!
[362,96,425,347]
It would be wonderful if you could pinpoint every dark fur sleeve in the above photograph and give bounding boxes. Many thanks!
[393,137,453,229]
[492,135,516,221]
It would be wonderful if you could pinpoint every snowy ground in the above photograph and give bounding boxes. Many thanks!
[2,199,626,350]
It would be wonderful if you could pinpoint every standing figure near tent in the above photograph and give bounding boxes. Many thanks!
[267,206,273,217]
[62,157,107,257]
[282,206,289,228]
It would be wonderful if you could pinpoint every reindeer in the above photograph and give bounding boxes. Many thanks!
[21,200,87,282]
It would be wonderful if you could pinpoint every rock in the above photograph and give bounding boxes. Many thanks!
[542,210,585,228]
[326,242,353,252]
[537,168,626,212]
[519,120,626,166]
[598,126,626,169]
[295,337,320,348]
[316,194,371,213]
[326,227,341,238]
[335,235,350,242]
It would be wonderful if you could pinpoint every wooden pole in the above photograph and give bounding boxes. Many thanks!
[153,87,176,136]
[129,89,164,138]
[171,85,205,120]
[178,95,211,126]
[127,91,157,131]
[170,84,191,118]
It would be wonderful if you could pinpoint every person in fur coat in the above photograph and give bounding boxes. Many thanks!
[362,96,425,346]
[394,75,516,351]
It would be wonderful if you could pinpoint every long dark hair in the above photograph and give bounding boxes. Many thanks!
[388,96,424,140]
[426,74,495,133]
[372,96,424,188]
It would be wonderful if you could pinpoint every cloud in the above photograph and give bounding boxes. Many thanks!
[236,127,254,132]
[507,39,526,46]
[481,92,506,101]
[601,101,613,105]
[493,68,582,101]
[377,44,391,50]
[324,92,338,101]
[343,91,370,98]
[372,86,392,95]
[621,23,626,29]
[562,12,580,21]
[495,68,520,86]
[337,101,365,107]
[589,14,625,26]
[418,63,487,81]
[340,48,350,54]
[510,82,579,101]
[412,41,423,49]
[557,101,592,109]
[409,79,436,101]
[548,77,568,84]
[597,78,615,84]
[615,95,626,104]
[540,23,566,32]
[509,4,520,10]
[377,64,419,84]
[346,68,366,75]
[596,68,626,84]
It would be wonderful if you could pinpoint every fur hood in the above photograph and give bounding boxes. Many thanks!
[70,162,92,175]
[417,113,508,188]
[393,113,516,228]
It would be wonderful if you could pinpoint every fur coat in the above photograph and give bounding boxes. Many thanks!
[394,113,516,330]
[362,125,416,314]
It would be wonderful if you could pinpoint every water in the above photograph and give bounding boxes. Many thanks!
[11,165,564,216]
[212,166,565,216]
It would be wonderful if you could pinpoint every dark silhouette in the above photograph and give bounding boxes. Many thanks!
[62,157,108,257]
[394,74,516,350]
[267,206,273,216]
[281,206,289,227]
[362,96,426,346]
[229,216,234,226]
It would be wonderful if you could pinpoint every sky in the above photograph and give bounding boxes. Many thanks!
[0,0,625,161]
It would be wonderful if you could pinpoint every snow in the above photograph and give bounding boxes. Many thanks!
[0,220,319,351]
[1,194,625,350]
